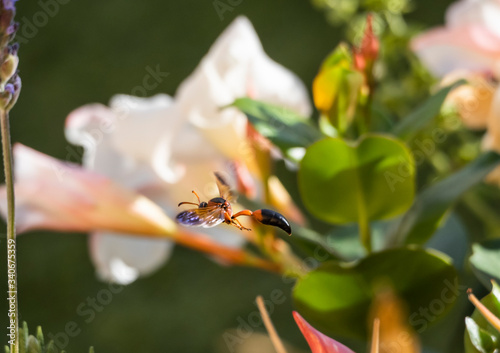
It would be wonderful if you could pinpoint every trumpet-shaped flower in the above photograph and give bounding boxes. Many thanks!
[176,16,311,163]
[1,16,311,284]
[0,144,176,235]
[65,94,242,284]
[0,144,179,285]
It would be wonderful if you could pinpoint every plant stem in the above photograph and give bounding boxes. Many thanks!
[256,295,288,353]
[1,109,18,353]
[359,215,372,254]
[175,230,281,273]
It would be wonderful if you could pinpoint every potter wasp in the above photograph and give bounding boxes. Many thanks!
[176,172,291,235]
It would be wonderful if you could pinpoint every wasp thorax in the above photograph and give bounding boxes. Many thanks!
[209,197,226,205]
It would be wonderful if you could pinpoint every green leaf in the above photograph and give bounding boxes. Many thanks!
[392,79,466,140]
[493,281,500,306]
[470,239,500,289]
[425,213,468,270]
[298,134,414,224]
[26,336,41,353]
[293,247,457,338]
[393,151,500,246]
[35,327,44,348]
[465,285,500,353]
[465,317,498,353]
[231,98,322,151]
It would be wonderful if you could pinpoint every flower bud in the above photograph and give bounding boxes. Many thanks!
[313,43,364,133]
[0,74,20,110]
[1,52,18,84]
[353,14,379,72]
[5,73,20,110]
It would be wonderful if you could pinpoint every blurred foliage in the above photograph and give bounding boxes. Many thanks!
[2,0,497,353]
[293,248,457,338]
[470,240,500,289]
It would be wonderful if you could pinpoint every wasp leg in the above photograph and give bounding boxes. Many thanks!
[224,211,232,224]
[230,210,253,232]
[231,218,252,231]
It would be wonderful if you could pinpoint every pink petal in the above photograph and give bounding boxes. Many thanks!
[446,0,500,37]
[0,144,176,236]
[293,311,356,353]
[412,25,500,77]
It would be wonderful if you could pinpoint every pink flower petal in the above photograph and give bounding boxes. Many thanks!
[293,311,356,353]
[412,25,500,77]
[446,0,500,37]
[0,144,176,236]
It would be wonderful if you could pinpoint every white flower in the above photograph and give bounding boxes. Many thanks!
[65,94,245,284]
[2,16,311,284]
[176,16,311,162]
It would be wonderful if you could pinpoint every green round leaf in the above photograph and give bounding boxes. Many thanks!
[470,239,500,289]
[298,134,414,224]
[293,247,457,338]
[465,317,498,353]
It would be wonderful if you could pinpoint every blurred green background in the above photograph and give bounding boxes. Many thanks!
[0,0,455,352]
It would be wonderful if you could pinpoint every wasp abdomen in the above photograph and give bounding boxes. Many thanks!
[253,209,292,235]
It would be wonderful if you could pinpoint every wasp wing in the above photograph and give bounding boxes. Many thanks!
[214,172,237,203]
[176,206,225,228]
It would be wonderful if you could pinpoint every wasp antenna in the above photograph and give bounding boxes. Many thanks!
[178,201,200,207]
